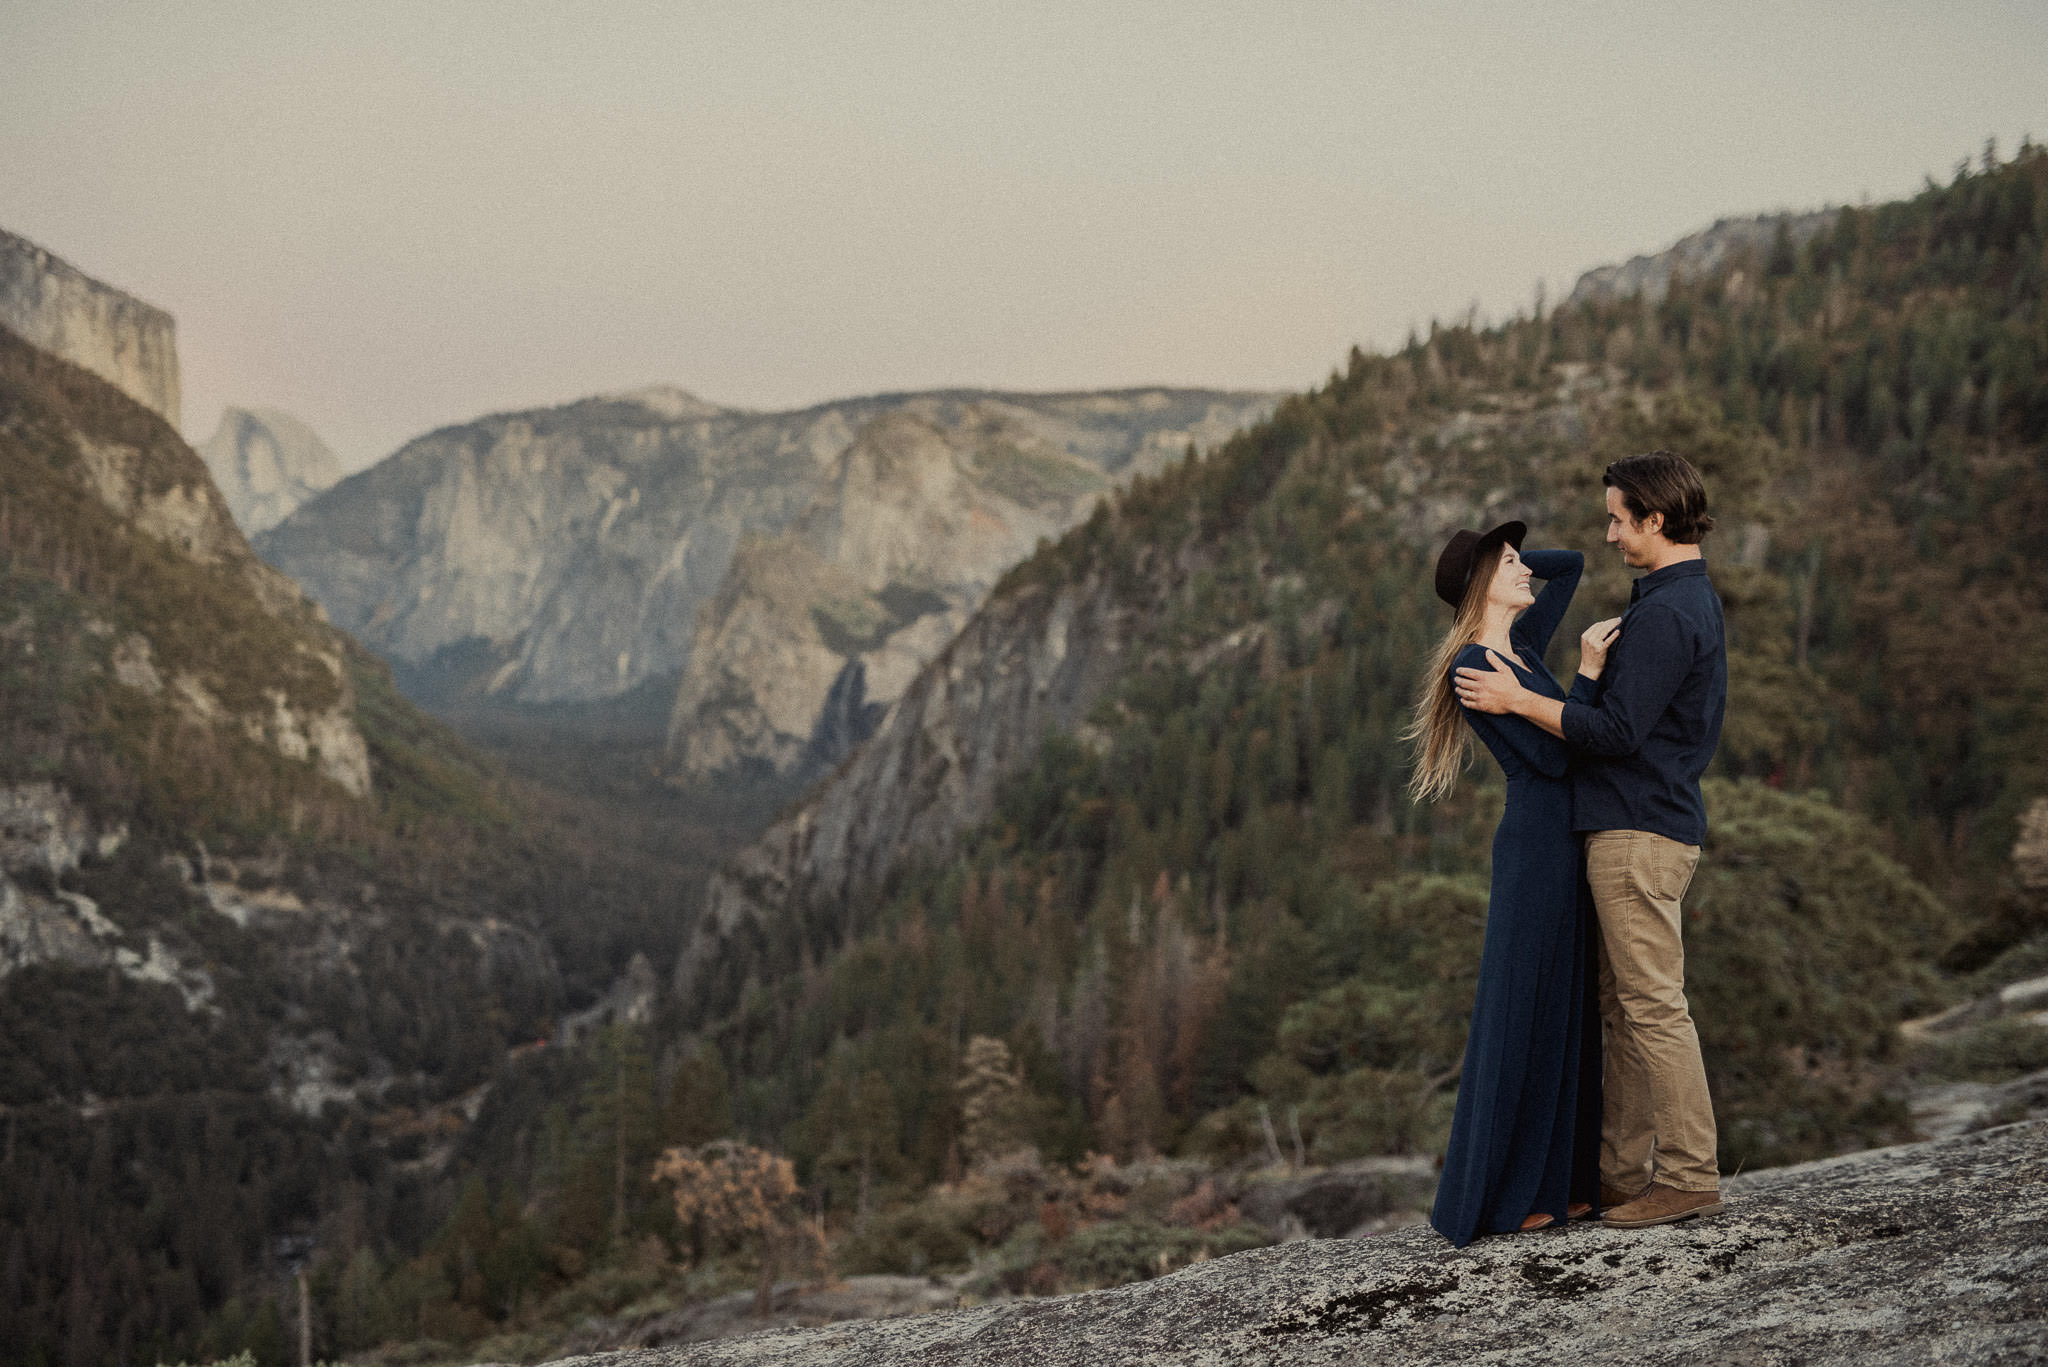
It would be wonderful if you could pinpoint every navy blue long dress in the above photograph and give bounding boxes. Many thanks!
[1429,548,1603,1247]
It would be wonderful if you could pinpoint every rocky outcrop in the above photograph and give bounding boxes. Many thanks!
[0,782,216,1007]
[546,1119,2048,1366]
[557,951,660,1046]
[1566,209,1840,309]
[198,406,348,535]
[9,336,372,797]
[0,227,180,426]
[258,387,1272,720]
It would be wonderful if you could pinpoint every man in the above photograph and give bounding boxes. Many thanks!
[1454,449,1727,1229]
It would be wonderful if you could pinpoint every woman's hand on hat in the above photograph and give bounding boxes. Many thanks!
[1454,650,1522,714]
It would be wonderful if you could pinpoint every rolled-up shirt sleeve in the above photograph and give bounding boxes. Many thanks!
[1560,605,1694,757]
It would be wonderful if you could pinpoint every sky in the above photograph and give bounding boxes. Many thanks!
[3,1,2043,472]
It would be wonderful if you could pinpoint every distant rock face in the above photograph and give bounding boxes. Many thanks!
[258,386,1274,723]
[667,393,1262,782]
[547,1119,2048,1366]
[0,227,180,426]
[198,406,348,536]
[1565,209,1840,309]
[682,554,1167,1007]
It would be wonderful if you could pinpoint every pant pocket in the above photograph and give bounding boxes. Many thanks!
[1643,840,1700,904]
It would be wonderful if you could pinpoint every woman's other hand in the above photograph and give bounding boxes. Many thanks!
[1578,617,1622,680]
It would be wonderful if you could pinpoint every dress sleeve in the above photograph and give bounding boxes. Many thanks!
[1511,549,1584,659]
[1455,646,1570,779]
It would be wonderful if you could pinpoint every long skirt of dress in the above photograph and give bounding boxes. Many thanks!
[1430,772,1602,1247]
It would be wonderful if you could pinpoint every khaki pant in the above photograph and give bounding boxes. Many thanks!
[1585,830,1720,1194]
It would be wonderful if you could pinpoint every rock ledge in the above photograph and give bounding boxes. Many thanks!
[546,1120,2048,1366]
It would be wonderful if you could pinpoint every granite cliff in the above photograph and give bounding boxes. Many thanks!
[256,385,1273,748]
[666,391,1265,782]
[545,1119,2048,1366]
[0,227,180,427]
[198,404,349,535]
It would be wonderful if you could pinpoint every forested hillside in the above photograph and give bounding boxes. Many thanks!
[291,148,2048,1366]
[686,148,2046,1197]
[0,328,727,1366]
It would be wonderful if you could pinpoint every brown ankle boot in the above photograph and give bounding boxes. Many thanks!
[1601,1183,1724,1228]
[1599,1182,1646,1209]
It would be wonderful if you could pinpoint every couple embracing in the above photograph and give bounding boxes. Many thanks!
[1410,450,1728,1247]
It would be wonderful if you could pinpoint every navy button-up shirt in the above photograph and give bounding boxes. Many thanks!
[1560,558,1726,845]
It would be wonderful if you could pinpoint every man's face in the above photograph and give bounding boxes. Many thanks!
[1604,486,1662,569]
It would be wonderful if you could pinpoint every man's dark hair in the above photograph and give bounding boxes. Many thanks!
[1602,450,1715,544]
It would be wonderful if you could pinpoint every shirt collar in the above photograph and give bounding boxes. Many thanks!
[1630,557,1708,601]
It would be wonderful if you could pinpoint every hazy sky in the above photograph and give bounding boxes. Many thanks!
[3,2,2043,470]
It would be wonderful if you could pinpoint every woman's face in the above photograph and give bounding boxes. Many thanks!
[1485,545,1536,612]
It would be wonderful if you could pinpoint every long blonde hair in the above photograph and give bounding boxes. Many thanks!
[1402,542,1506,803]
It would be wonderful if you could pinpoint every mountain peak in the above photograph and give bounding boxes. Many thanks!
[605,384,730,420]
[199,405,347,536]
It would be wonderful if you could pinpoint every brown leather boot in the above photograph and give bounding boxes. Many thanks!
[1599,1182,1647,1209]
[1601,1183,1724,1228]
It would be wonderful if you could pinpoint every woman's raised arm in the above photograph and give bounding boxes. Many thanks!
[1510,548,1584,657]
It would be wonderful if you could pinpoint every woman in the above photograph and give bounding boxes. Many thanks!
[1405,521,1615,1246]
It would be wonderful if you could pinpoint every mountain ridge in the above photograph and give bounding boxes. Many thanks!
[257,383,1276,771]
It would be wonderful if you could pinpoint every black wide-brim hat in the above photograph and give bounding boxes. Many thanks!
[1433,520,1526,608]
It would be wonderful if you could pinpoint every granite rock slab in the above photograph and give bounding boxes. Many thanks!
[541,1119,2048,1367]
